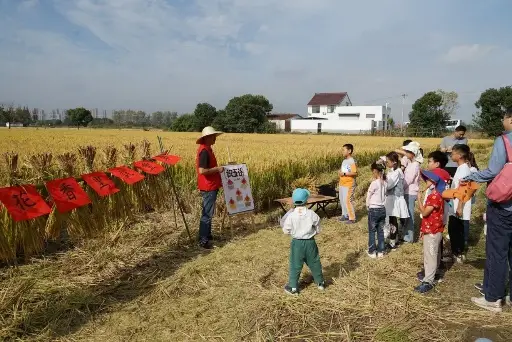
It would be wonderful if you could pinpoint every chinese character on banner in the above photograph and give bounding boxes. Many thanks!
[109,166,145,185]
[46,177,92,213]
[133,160,165,175]
[0,185,52,221]
[82,172,120,197]
[152,154,181,165]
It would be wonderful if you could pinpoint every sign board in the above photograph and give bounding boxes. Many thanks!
[221,163,254,216]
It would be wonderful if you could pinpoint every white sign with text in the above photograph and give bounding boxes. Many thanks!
[220,164,254,215]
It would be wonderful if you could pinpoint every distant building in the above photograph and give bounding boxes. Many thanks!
[5,122,24,128]
[267,113,302,132]
[291,92,391,134]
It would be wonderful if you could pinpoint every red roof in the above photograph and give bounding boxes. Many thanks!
[307,92,347,106]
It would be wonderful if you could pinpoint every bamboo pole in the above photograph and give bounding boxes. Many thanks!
[157,136,193,244]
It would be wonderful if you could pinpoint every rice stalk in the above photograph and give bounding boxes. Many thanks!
[78,145,97,173]
[123,143,136,165]
[56,152,78,177]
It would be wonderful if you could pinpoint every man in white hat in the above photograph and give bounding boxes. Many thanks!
[196,126,224,249]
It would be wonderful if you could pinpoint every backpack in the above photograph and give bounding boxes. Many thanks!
[486,135,512,203]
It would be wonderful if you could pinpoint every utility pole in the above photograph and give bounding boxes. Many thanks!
[401,93,407,135]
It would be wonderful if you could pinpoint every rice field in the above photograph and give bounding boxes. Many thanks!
[1,127,507,341]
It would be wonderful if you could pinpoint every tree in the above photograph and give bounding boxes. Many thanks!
[67,107,93,129]
[134,110,148,127]
[170,114,198,132]
[15,106,32,126]
[151,111,164,127]
[194,103,217,130]
[387,117,395,129]
[112,110,125,126]
[0,104,16,128]
[220,94,273,133]
[162,111,178,128]
[436,89,458,118]
[408,91,449,133]
[474,86,512,137]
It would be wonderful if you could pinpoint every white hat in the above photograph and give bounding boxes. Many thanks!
[196,126,223,144]
[403,141,424,163]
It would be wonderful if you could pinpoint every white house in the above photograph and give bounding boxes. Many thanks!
[291,92,391,134]
[267,113,302,132]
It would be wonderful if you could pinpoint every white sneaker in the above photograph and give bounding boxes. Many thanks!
[377,253,385,259]
[454,255,463,264]
[471,296,503,313]
[367,251,377,259]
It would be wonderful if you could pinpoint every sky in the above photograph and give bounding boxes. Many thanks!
[1,0,512,123]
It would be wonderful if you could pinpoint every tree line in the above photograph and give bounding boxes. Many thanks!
[408,87,512,137]
[2,87,511,136]
[0,93,277,133]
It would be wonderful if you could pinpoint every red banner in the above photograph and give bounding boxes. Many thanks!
[46,177,92,213]
[82,172,120,197]
[133,160,165,175]
[109,166,144,185]
[0,185,52,221]
[152,154,181,165]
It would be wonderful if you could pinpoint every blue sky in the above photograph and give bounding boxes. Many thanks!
[1,0,512,123]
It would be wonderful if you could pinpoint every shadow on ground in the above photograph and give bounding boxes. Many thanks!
[8,212,261,340]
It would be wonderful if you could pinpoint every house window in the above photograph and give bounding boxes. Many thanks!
[366,114,376,119]
[312,106,320,113]
[338,113,360,119]
[327,105,335,113]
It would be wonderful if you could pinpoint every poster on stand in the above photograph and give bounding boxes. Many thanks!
[220,164,254,216]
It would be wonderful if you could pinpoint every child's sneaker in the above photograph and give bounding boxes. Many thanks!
[377,252,385,259]
[471,296,503,312]
[454,255,463,264]
[416,270,444,283]
[317,282,326,291]
[367,251,377,259]
[345,220,357,224]
[338,216,348,222]
[414,282,435,294]
[284,285,298,296]
[387,241,398,251]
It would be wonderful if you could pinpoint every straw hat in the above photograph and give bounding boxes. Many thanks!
[196,126,223,144]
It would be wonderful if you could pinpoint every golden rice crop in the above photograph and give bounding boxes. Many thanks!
[0,128,494,263]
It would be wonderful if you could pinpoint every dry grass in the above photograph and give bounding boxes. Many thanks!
[0,128,504,341]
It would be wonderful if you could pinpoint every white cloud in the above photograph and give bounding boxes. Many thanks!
[442,44,496,63]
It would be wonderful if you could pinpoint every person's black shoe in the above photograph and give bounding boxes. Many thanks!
[199,241,214,250]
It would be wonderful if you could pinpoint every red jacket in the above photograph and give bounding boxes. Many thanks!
[196,144,222,191]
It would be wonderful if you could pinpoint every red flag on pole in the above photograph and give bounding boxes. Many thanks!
[109,166,144,185]
[133,160,165,175]
[152,154,181,165]
[82,172,120,197]
[0,185,52,221]
[45,177,92,213]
